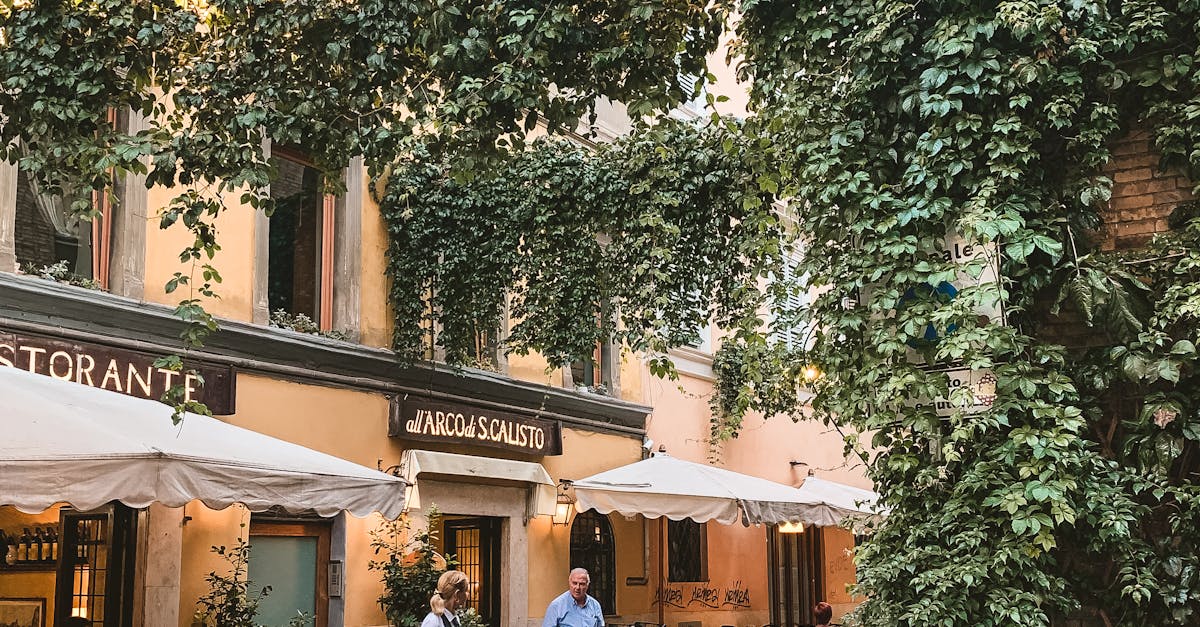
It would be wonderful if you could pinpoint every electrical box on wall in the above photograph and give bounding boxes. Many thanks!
[328,560,344,598]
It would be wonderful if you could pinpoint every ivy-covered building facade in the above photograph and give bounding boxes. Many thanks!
[0,102,865,627]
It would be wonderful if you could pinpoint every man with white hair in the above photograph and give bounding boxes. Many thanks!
[541,567,604,627]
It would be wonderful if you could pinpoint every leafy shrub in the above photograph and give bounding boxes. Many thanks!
[370,506,458,627]
[268,309,349,341]
[22,260,102,290]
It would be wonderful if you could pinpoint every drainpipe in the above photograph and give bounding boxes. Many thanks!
[658,517,666,627]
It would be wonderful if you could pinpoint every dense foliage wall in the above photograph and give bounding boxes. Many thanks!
[6,0,1200,624]
[732,1,1200,624]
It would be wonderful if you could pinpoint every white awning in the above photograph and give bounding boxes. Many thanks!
[793,475,882,526]
[0,366,406,518]
[572,452,867,526]
[400,449,556,517]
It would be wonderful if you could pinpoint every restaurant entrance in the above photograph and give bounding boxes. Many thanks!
[443,517,501,627]
[768,526,825,627]
[0,502,138,627]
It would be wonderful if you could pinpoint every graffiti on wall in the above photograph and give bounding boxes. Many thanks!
[654,580,752,609]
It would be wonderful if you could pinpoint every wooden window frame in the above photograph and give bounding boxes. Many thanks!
[268,145,336,331]
[442,517,502,627]
[54,503,138,627]
[5,107,119,289]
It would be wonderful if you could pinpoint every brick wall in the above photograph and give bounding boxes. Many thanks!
[1100,129,1195,250]
[1046,132,1196,627]
[1037,130,1195,351]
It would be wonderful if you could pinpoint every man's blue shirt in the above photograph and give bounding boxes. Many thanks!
[541,590,603,627]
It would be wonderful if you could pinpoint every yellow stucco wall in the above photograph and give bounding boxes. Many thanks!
[175,373,655,627]
[359,176,392,349]
[142,185,258,322]
[505,352,556,386]
[176,374,397,626]
[823,527,862,621]
[177,503,250,625]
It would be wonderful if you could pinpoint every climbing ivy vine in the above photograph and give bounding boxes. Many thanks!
[378,118,789,369]
[730,1,1200,625]
[383,0,1200,625]
[0,0,721,409]
[8,0,1200,624]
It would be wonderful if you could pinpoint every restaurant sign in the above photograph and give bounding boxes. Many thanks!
[0,330,236,414]
[389,397,563,456]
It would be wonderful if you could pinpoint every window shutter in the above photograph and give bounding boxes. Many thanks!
[772,252,810,352]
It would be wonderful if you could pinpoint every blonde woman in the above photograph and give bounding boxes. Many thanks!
[421,570,471,627]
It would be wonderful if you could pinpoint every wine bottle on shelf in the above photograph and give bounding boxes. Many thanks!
[17,528,31,563]
[34,528,46,562]
[0,531,8,567]
[47,526,59,563]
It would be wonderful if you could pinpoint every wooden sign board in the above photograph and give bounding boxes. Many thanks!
[389,397,563,456]
[0,330,236,415]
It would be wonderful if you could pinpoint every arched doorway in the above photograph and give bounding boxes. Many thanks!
[569,509,616,613]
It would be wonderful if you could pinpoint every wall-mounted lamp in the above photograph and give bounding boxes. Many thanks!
[379,456,417,509]
[552,481,576,526]
[778,521,806,534]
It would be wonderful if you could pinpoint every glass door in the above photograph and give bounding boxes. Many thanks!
[768,525,824,627]
[54,503,138,627]
[248,520,330,627]
[443,517,501,627]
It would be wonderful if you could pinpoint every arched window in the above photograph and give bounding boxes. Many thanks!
[570,509,616,613]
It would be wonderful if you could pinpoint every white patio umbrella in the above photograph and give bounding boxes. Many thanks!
[0,365,407,518]
[571,451,844,526]
[792,474,881,527]
[572,452,882,627]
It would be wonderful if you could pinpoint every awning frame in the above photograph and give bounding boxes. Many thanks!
[398,449,557,522]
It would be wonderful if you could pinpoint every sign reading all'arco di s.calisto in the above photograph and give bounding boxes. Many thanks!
[389,397,563,456]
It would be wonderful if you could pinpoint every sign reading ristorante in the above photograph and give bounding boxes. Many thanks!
[0,330,236,415]
[389,397,563,456]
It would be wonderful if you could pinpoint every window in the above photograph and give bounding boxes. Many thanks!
[54,503,139,626]
[268,146,335,330]
[667,518,707,582]
[570,340,613,393]
[771,250,811,352]
[443,517,502,627]
[768,525,824,626]
[684,323,713,353]
[570,510,616,614]
[13,109,122,288]
[676,71,706,113]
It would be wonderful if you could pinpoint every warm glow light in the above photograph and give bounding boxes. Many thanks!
[552,500,574,526]
[778,521,805,534]
[801,365,822,382]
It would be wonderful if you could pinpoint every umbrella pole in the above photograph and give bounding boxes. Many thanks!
[658,516,666,627]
